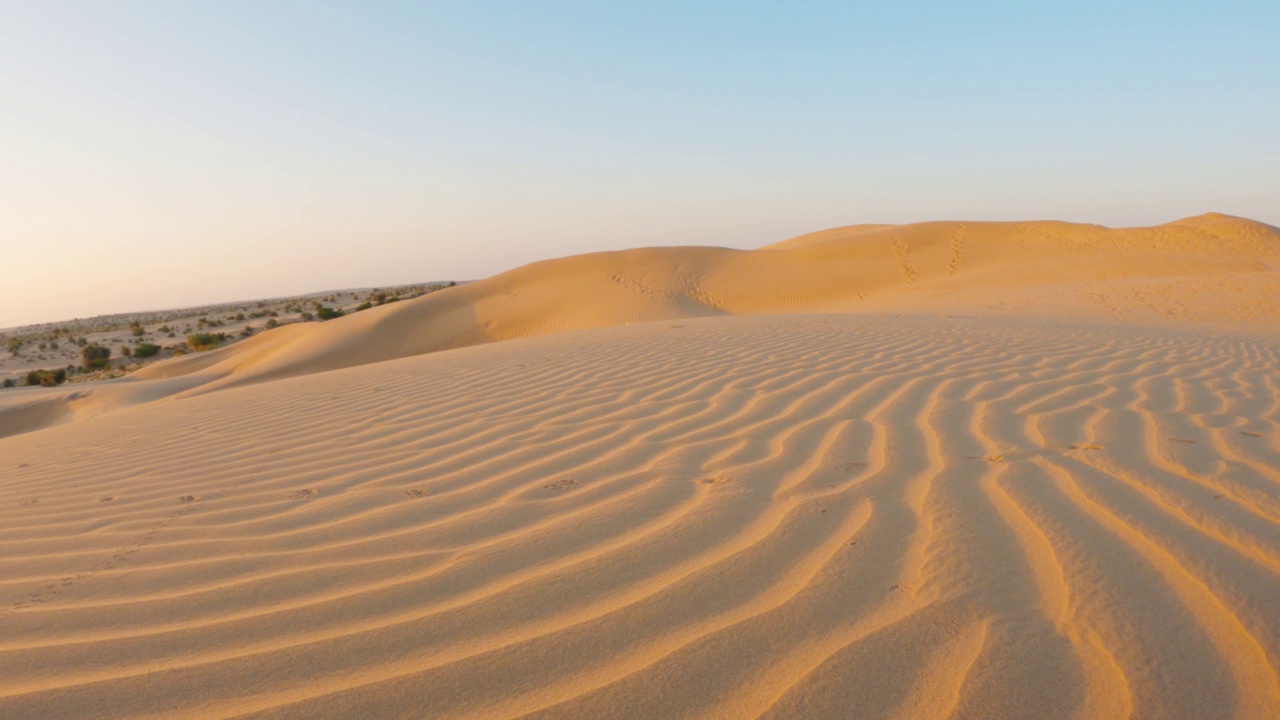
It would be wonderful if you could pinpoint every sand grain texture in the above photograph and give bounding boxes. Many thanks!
[1,215,1278,718]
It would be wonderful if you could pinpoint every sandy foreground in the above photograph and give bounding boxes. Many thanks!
[1,215,1278,718]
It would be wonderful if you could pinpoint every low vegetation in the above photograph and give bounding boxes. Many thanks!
[1,280,454,383]
[25,368,67,387]
[187,332,226,351]
[133,343,162,358]
[81,344,111,371]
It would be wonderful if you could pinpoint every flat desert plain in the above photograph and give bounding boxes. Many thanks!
[1,213,1278,719]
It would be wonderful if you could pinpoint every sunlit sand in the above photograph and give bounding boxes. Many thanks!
[2,214,1278,718]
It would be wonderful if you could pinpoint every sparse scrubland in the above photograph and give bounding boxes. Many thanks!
[0,281,456,386]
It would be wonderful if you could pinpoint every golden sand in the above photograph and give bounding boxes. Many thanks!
[1,214,1277,718]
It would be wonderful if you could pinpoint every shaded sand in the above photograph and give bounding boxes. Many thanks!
[1,215,1279,718]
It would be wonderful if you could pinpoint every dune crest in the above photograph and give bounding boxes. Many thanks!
[133,214,1279,392]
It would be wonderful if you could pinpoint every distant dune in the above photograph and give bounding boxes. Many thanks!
[132,213,1279,391]
[1,214,1278,718]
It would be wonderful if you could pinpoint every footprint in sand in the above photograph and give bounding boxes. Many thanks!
[19,499,39,507]
[833,462,867,472]
[178,495,202,504]
[544,479,580,491]
[969,453,1005,462]
[404,489,432,498]
[99,496,118,503]
[696,476,727,485]
[1240,431,1263,438]
[291,488,318,499]
[1168,438,1196,444]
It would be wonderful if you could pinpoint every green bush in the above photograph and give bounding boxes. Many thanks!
[187,332,224,351]
[130,323,145,337]
[355,301,373,312]
[315,306,344,321]
[25,369,67,387]
[2,378,14,389]
[82,344,111,371]
[133,343,161,358]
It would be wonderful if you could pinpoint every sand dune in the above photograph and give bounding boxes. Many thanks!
[1,215,1278,718]
[1,212,1260,430]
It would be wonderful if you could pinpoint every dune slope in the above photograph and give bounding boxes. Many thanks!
[1,314,1278,718]
[126,213,1280,393]
[1,213,1265,432]
[1,214,1279,718]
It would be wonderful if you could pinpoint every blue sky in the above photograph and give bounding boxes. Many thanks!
[1,1,1277,327]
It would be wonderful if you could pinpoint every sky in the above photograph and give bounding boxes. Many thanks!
[1,1,1277,328]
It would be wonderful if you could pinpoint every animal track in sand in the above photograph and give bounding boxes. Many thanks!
[178,495,202,504]
[833,462,867,472]
[98,496,118,503]
[1168,437,1196,444]
[18,499,38,506]
[1240,431,1263,438]
[696,476,727,485]
[1069,443,1104,450]
[291,488,319,499]
[948,223,966,275]
[404,489,432,498]
[891,238,917,283]
[970,453,1005,462]
[544,479,580,491]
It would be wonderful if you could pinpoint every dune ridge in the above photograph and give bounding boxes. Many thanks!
[129,213,1279,392]
[1,212,1259,431]
[1,214,1278,718]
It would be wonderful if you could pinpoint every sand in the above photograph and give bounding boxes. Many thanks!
[1,214,1278,718]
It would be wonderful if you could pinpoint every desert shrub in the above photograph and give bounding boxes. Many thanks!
[265,318,278,329]
[240,326,254,337]
[315,306,344,321]
[6,337,21,354]
[25,369,67,387]
[355,301,373,312]
[120,345,132,358]
[133,343,161,358]
[187,332,224,351]
[130,323,145,337]
[300,311,314,321]
[49,341,58,350]
[82,344,111,371]
[2,378,14,388]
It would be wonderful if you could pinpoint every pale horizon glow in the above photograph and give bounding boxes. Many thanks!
[2,2,1277,328]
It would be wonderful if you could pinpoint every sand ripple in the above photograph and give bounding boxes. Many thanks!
[1,314,1277,718]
